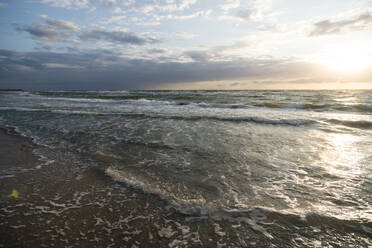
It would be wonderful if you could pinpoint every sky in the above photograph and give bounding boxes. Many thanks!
[0,0,371,90]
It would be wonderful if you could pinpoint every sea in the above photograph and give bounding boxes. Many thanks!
[0,90,371,247]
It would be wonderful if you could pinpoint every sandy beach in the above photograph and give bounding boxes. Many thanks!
[1,124,371,248]
[0,128,179,247]
[0,128,277,248]
[1,0,372,246]
[3,88,372,248]
[1,89,372,248]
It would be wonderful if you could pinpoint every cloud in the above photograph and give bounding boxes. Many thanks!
[15,15,160,48]
[140,0,197,14]
[218,8,256,22]
[2,47,370,90]
[42,0,198,14]
[102,15,161,26]
[16,16,79,44]
[178,0,197,10]
[154,9,212,20]
[99,15,126,25]
[236,8,254,21]
[80,28,160,45]
[219,0,272,22]
[41,0,118,8]
[41,0,89,8]
[40,15,80,32]
[219,0,240,11]
[310,12,372,36]
[229,82,240,87]
[184,50,211,62]
[92,0,116,8]
[176,32,197,39]
[147,48,171,54]
[181,37,253,63]
[40,0,125,12]
[19,25,62,42]
[42,62,84,69]
[0,2,7,7]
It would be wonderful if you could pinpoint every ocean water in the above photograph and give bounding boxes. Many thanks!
[1,90,371,246]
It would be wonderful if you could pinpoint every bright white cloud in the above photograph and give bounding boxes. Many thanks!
[176,32,197,39]
[154,9,212,20]
[41,0,86,8]
[41,0,119,9]
[131,0,198,14]
[219,0,240,11]
[100,15,126,25]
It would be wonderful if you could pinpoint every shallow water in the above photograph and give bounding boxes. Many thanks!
[0,90,371,247]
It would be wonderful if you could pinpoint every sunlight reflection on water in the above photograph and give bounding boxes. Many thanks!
[320,132,362,178]
[312,129,371,220]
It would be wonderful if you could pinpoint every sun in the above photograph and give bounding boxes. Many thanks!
[315,45,371,73]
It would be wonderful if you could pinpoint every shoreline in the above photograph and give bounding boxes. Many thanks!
[0,128,177,247]
[0,127,251,248]
[0,127,371,247]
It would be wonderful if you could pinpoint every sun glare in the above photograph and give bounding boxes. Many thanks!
[316,45,371,73]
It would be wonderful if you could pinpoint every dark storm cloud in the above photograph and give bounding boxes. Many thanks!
[0,49,371,90]
[80,29,160,45]
[310,12,372,36]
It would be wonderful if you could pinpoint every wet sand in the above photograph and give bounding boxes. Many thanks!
[0,129,266,248]
[0,128,371,248]
[0,128,179,247]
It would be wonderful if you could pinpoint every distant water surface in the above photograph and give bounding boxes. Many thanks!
[0,90,371,246]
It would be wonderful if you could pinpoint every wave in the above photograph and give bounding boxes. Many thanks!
[0,106,313,127]
[202,116,310,126]
[346,104,372,112]
[175,206,372,235]
[14,91,372,113]
[301,103,372,113]
[0,107,48,112]
[43,96,118,103]
[0,107,104,116]
[120,99,256,110]
[103,166,371,238]
[38,96,252,110]
[0,107,107,116]
[129,99,372,113]
[105,167,207,206]
[118,114,311,127]
[255,102,372,112]
[328,119,372,129]
[3,105,371,130]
